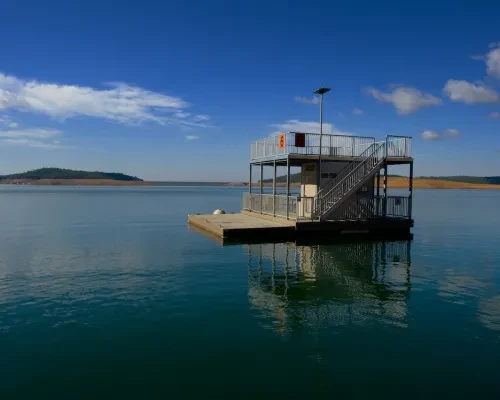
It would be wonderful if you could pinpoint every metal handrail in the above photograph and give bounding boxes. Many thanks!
[243,193,298,219]
[386,136,412,157]
[250,132,375,160]
[333,195,410,220]
[316,142,377,199]
[313,142,386,217]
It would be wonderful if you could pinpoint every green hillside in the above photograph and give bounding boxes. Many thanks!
[0,168,142,181]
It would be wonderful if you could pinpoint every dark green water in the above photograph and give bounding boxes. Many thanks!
[0,186,499,398]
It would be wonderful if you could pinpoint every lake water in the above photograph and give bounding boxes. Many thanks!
[0,186,499,398]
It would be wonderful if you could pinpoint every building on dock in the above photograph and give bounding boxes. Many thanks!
[188,131,414,243]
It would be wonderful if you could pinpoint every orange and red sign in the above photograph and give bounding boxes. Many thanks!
[279,133,286,149]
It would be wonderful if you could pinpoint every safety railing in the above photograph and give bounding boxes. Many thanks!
[383,196,410,218]
[250,134,412,161]
[242,193,315,220]
[243,193,410,221]
[334,196,410,220]
[250,133,375,161]
[243,193,296,219]
[335,197,378,220]
[386,136,412,157]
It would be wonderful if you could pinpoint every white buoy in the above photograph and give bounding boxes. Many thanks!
[213,209,226,215]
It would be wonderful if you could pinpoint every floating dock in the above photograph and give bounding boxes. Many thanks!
[189,131,415,245]
[188,210,413,244]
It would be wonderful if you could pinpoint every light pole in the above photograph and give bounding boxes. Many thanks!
[313,87,331,190]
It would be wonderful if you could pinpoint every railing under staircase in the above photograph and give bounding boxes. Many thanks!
[313,142,387,219]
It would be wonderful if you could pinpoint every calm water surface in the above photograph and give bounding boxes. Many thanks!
[0,186,499,398]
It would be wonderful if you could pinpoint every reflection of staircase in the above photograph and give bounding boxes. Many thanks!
[314,142,386,220]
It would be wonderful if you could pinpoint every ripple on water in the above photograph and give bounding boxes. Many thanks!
[478,295,500,333]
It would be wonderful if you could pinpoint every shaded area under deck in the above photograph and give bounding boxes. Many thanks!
[188,210,413,245]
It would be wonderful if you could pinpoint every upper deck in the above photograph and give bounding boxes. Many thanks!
[250,132,412,164]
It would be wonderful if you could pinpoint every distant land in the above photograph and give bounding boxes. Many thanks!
[418,176,500,185]
[384,177,500,190]
[262,172,500,186]
[1,168,142,181]
[0,168,499,189]
[0,168,243,187]
[0,168,145,186]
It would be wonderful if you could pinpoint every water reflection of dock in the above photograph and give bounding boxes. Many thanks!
[247,240,412,333]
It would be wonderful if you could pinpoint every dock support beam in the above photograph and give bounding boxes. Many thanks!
[376,170,380,197]
[376,170,381,213]
[409,161,413,219]
[249,164,252,195]
[273,160,276,216]
[286,157,290,220]
[383,161,388,217]
[260,163,263,213]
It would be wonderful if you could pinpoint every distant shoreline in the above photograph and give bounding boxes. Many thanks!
[1,177,500,189]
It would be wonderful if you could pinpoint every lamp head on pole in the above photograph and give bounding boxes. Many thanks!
[313,87,331,95]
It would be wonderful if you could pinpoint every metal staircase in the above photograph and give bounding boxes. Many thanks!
[315,143,377,201]
[313,142,387,220]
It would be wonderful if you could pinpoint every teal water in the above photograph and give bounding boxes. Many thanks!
[0,186,499,398]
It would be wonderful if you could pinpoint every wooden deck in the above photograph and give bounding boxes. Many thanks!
[188,211,413,245]
[188,212,296,242]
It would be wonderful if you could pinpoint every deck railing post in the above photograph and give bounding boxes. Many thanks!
[249,164,252,195]
[376,170,381,215]
[273,160,276,217]
[383,161,388,217]
[260,163,263,214]
[409,161,413,219]
[286,157,290,220]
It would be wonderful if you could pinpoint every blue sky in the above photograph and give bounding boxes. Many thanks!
[0,0,499,181]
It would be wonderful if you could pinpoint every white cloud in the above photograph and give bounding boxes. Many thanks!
[421,130,440,141]
[294,96,320,105]
[443,80,499,104]
[489,111,500,119]
[193,114,210,122]
[470,54,485,61]
[486,47,500,78]
[468,44,500,78]
[2,138,65,149]
[444,128,460,137]
[0,120,65,149]
[185,135,200,141]
[270,120,351,136]
[0,128,60,138]
[0,115,18,128]
[0,72,211,127]
[352,108,364,116]
[365,86,442,114]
